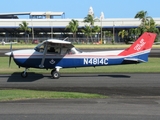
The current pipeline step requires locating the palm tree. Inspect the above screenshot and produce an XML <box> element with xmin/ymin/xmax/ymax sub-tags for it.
<box><xmin>145</xmin><ymin>18</ymin><xmax>159</xmax><ymax>34</ymax></box>
<box><xmin>83</xmin><ymin>14</ymin><xmax>99</xmax><ymax>42</ymax></box>
<box><xmin>84</xmin><ymin>14</ymin><xmax>95</xmax><ymax>26</ymax></box>
<box><xmin>134</xmin><ymin>11</ymin><xmax>159</xmax><ymax>36</ymax></box>
<box><xmin>81</xmin><ymin>25</ymin><xmax>92</xmax><ymax>43</ymax></box>
<box><xmin>134</xmin><ymin>10</ymin><xmax>155</xmax><ymax>33</ymax></box>
<box><xmin>19</xmin><ymin>21</ymin><xmax>31</xmax><ymax>43</ymax></box>
<box><xmin>128</xmin><ymin>28</ymin><xmax>141</xmax><ymax>41</ymax></box>
<box><xmin>118</xmin><ymin>30</ymin><xmax>128</xmax><ymax>43</ymax></box>
<box><xmin>65</xmin><ymin>19</ymin><xmax>79</xmax><ymax>41</ymax></box>
<box><xmin>92</xmin><ymin>25</ymin><xmax>101</xmax><ymax>43</ymax></box>
<box><xmin>134</xmin><ymin>10</ymin><xmax>150</xmax><ymax>26</ymax></box>
<box><xmin>103</xmin><ymin>31</ymin><xmax>113</xmax><ymax>43</ymax></box>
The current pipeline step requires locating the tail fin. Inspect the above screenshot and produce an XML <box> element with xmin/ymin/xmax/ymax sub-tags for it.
<box><xmin>118</xmin><ymin>32</ymin><xmax>156</xmax><ymax>57</ymax></box>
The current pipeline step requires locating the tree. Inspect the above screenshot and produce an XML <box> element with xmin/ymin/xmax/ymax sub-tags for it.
<box><xmin>92</xmin><ymin>25</ymin><xmax>101</xmax><ymax>42</ymax></box>
<box><xmin>128</xmin><ymin>28</ymin><xmax>141</xmax><ymax>41</ymax></box>
<box><xmin>134</xmin><ymin>10</ymin><xmax>150</xmax><ymax>26</ymax></box>
<box><xmin>81</xmin><ymin>25</ymin><xmax>92</xmax><ymax>43</ymax></box>
<box><xmin>145</xmin><ymin>18</ymin><xmax>159</xmax><ymax>34</ymax></box>
<box><xmin>118</xmin><ymin>30</ymin><xmax>128</xmax><ymax>43</ymax></box>
<box><xmin>129</xmin><ymin>28</ymin><xmax>141</xmax><ymax>36</ymax></box>
<box><xmin>19</xmin><ymin>21</ymin><xmax>31</xmax><ymax>43</ymax></box>
<box><xmin>134</xmin><ymin>11</ymin><xmax>159</xmax><ymax>36</ymax></box>
<box><xmin>103</xmin><ymin>31</ymin><xmax>112</xmax><ymax>43</ymax></box>
<box><xmin>65</xmin><ymin>19</ymin><xmax>79</xmax><ymax>41</ymax></box>
<box><xmin>84</xmin><ymin>14</ymin><xmax>95</xmax><ymax>26</ymax></box>
<box><xmin>83</xmin><ymin>14</ymin><xmax>99</xmax><ymax>43</ymax></box>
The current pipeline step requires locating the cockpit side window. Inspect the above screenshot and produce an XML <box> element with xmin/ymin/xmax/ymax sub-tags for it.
<box><xmin>61</xmin><ymin>48</ymin><xmax>68</xmax><ymax>54</ymax></box>
<box><xmin>47</xmin><ymin>43</ymin><xmax>61</xmax><ymax>54</ymax></box>
<box><xmin>47</xmin><ymin>47</ymin><xmax>55</xmax><ymax>53</ymax></box>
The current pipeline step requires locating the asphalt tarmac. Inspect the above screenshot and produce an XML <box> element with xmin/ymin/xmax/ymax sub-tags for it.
<box><xmin>0</xmin><ymin>98</ymin><xmax>160</xmax><ymax>120</ymax></box>
<box><xmin>0</xmin><ymin>73</ymin><xmax>160</xmax><ymax>96</ymax></box>
<box><xmin>0</xmin><ymin>73</ymin><xmax>160</xmax><ymax>119</ymax></box>
<box><xmin>0</xmin><ymin>47</ymin><xmax>160</xmax><ymax>119</ymax></box>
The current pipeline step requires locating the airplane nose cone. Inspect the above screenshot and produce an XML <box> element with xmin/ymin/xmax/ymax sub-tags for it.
<box><xmin>5</xmin><ymin>52</ymin><xmax>11</xmax><ymax>56</ymax></box>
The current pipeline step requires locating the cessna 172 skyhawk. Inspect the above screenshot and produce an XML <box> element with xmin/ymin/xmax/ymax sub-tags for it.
<box><xmin>5</xmin><ymin>32</ymin><xmax>156</xmax><ymax>79</ymax></box>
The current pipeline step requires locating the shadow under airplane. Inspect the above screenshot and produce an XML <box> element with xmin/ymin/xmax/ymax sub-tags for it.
<box><xmin>7</xmin><ymin>72</ymin><xmax>44</xmax><ymax>82</ymax></box>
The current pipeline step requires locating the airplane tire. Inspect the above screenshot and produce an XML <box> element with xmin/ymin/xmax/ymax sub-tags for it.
<box><xmin>51</xmin><ymin>71</ymin><xmax>60</xmax><ymax>79</ymax></box>
<box><xmin>21</xmin><ymin>71</ymin><xmax>28</xmax><ymax>78</ymax></box>
<box><xmin>51</xmin><ymin>69</ymin><xmax>56</xmax><ymax>75</ymax></box>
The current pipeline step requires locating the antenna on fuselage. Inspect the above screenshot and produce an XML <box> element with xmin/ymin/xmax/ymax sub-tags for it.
<box><xmin>63</xmin><ymin>37</ymin><xmax>68</xmax><ymax>41</ymax></box>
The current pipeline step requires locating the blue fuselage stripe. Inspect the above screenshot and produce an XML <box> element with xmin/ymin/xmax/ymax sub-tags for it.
<box><xmin>13</xmin><ymin>52</ymin><xmax>149</xmax><ymax>69</ymax></box>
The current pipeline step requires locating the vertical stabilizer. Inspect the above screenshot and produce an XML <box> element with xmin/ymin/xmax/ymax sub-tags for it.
<box><xmin>118</xmin><ymin>32</ymin><xmax>156</xmax><ymax>56</ymax></box>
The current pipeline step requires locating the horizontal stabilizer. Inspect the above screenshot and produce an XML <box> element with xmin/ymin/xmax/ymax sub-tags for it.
<box><xmin>122</xmin><ymin>58</ymin><xmax>146</xmax><ymax>64</ymax></box>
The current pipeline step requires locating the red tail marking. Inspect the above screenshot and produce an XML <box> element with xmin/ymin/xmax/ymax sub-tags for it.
<box><xmin>118</xmin><ymin>32</ymin><xmax>157</xmax><ymax>56</ymax></box>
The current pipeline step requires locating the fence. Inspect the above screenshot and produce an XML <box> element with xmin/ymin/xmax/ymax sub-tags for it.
<box><xmin>0</xmin><ymin>37</ymin><xmax>118</xmax><ymax>44</ymax></box>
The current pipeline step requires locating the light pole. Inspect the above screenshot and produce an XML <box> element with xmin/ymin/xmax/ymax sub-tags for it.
<box><xmin>31</xmin><ymin>17</ymin><xmax>34</xmax><ymax>40</ymax></box>
<box><xmin>101</xmin><ymin>17</ymin><xmax>102</xmax><ymax>44</ymax></box>
<box><xmin>50</xmin><ymin>20</ymin><xmax>53</xmax><ymax>39</ymax></box>
<box><xmin>113</xmin><ymin>21</ymin><xmax>115</xmax><ymax>44</ymax></box>
<box><xmin>100</xmin><ymin>12</ymin><xmax>104</xmax><ymax>44</ymax></box>
<box><xmin>27</xmin><ymin>34</ymin><xmax>29</xmax><ymax>43</ymax></box>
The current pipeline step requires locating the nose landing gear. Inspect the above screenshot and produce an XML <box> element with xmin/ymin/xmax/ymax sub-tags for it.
<box><xmin>21</xmin><ymin>68</ymin><xmax>28</xmax><ymax>78</ymax></box>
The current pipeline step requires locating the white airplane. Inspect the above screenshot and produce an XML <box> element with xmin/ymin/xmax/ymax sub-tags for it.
<box><xmin>5</xmin><ymin>32</ymin><xmax>156</xmax><ymax>79</ymax></box>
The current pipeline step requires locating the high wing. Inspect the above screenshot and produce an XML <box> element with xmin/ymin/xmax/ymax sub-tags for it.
<box><xmin>45</xmin><ymin>39</ymin><xmax>73</xmax><ymax>47</ymax></box>
<box><xmin>47</xmin><ymin>39</ymin><xmax>71</xmax><ymax>44</ymax></box>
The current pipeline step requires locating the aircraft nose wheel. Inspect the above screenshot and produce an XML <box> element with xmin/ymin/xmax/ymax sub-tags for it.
<box><xmin>21</xmin><ymin>71</ymin><xmax>28</xmax><ymax>78</ymax></box>
<box><xmin>51</xmin><ymin>70</ymin><xmax>60</xmax><ymax>79</ymax></box>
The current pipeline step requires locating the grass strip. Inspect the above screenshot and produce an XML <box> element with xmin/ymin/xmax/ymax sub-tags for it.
<box><xmin>1</xmin><ymin>44</ymin><xmax>160</xmax><ymax>49</ymax></box>
<box><xmin>0</xmin><ymin>89</ymin><xmax>107</xmax><ymax>101</ymax></box>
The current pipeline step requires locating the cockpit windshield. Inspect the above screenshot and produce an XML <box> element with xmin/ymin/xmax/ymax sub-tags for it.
<box><xmin>34</xmin><ymin>43</ymin><xmax>45</xmax><ymax>53</ymax></box>
<box><xmin>34</xmin><ymin>42</ymin><xmax>46</xmax><ymax>53</ymax></box>
<box><xmin>75</xmin><ymin>48</ymin><xmax>83</xmax><ymax>53</ymax></box>
<box><xmin>34</xmin><ymin>40</ymin><xmax>83</xmax><ymax>54</ymax></box>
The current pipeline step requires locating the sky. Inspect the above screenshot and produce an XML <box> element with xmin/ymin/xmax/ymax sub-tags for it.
<box><xmin>0</xmin><ymin>0</ymin><xmax>160</xmax><ymax>19</ymax></box>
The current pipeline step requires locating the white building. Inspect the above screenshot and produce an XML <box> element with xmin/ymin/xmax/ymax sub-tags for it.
<box><xmin>0</xmin><ymin>11</ymin><xmax>159</xmax><ymax>42</ymax></box>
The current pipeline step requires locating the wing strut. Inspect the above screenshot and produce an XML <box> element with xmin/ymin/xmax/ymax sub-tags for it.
<box><xmin>39</xmin><ymin>42</ymin><xmax>48</xmax><ymax>68</ymax></box>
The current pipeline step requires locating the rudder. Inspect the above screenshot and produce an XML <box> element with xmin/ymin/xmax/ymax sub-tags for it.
<box><xmin>118</xmin><ymin>32</ymin><xmax>157</xmax><ymax>56</ymax></box>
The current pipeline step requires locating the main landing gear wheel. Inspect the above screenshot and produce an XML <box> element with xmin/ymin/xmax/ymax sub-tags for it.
<box><xmin>21</xmin><ymin>71</ymin><xmax>28</xmax><ymax>78</ymax></box>
<box><xmin>51</xmin><ymin>70</ymin><xmax>60</xmax><ymax>79</ymax></box>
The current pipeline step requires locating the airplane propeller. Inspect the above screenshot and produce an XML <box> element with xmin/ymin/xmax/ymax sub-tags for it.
<box><xmin>9</xmin><ymin>42</ymin><xmax>13</xmax><ymax>67</ymax></box>
<box><xmin>9</xmin><ymin>52</ymin><xmax>13</xmax><ymax>67</ymax></box>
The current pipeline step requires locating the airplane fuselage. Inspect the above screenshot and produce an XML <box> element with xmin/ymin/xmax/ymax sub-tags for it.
<box><xmin>12</xmin><ymin>49</ymin><xmax>149</xmax><ymax>69</ymax></box>
<box><xmin>5</xmin><ymin>32</ymin><xmax>156</xmax><ymax>79</ymax></box>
